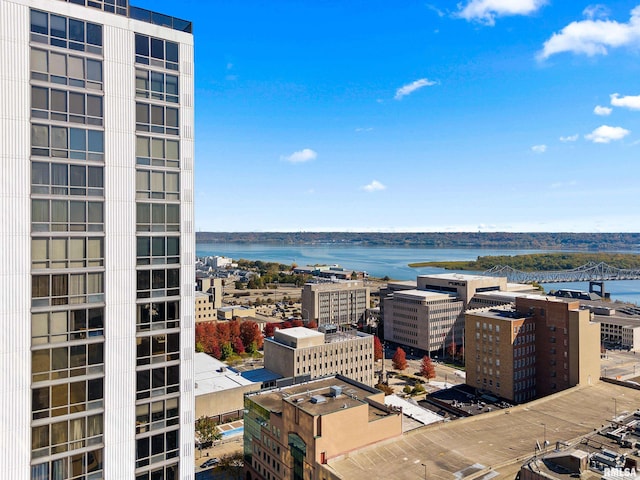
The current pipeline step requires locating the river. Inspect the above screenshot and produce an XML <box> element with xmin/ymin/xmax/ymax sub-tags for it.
<box><xmin>196</xmin><ymin>242</ymin><xmax>640</xmax><ymax>305</ymax></box>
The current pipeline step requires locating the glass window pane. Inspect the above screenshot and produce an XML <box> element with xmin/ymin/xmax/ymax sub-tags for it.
<box><xmin>166</xmin><ymin>108</ymin><xmax>178</xmax><ymax>128</ymax></box>
<box><xmin>68</xmin><ymin>19</ymin><xmax>84</xmax><ymax>42</ymax></box>
<box><xmin>50</xmin><ymin>311</ymin><xmax>68</xmax><ymax>335</ymax></box>
<box><xmin>31</xmin><ymin>49</ymin><xmax>48</xmax><ymax>72</ymax></box>
<box><xmin>137</xmin><ymin>237</ymin><xmax>150</xmax><ymax>257</ymax></box>
<box><xmin>87</xmin><ymin>130</ymin><xmax>103</xmax><ymax>153</ymax></box>
<box><xmin>166</xmin><ymin>140</ymin><xmax>178</xmax><ymax>160</ymax></box>
<box><xmin>32</xmin><ymin>162</ymin><xmax>49</xmax><ymax>185</ymax></box>
<box><xmin>150</xmin><ymin>38</ymin><xmax>163</xmax><ymax>59</ymax></box>
<box><xmin>32</xmin><ymin>238</ymin><xmax>48</xmax><ymax>261</ymax></box>
<box><xmin>31</xmin><ymin>10</ymin><xmax>48</xmax><ymax>34</ymax></box>
<box><xmin>51</xmin><ymin>164</ymin><xmax>68</xmax><ymax>186</ymax></box>
<box><xmin>151</xmin><ymin>138</ymin><xmax>164</xmax><ymax>158</ymax></box>
<box><xmin>32</xmin><ymin>125</ymin><xmax>49</xmax><ymax>147</ymax></box>
<box><xmin>68</xmin><ymin>56</ymin><xmax>84</xmax><ymax>78</ymax></box>
<box><xmin>167</xmin><ymin>238</ymin><xmax>179</xmax><ymax>256</ymax></box>
<box><xmin>166</xmin><ymin>173</ymin><xmax>179</xmax><ymax>192</ymax></box>
<box><xmin>165</xmin><ymin>42</ymin><xmax>178</xmax><ymax>63</ymax></box>
<box><xmin>86</xmin><ymin>23</ymin><xmax>102</xmax><ymax>46</ymax></box>
<box><xmin>70</xmin><ymin>166</ymin><xmax>85</xmax><ymax>187</ymax></box>
<box><xmin>70</xmin><ymin>202</ymin><xmax>85</xmax><ymax>223</ymax></box>
<box><xmin>88</xmin><ymin>238</ymin><xmax>102</xmax><ymax>259</ymax></box>
<box><xmin>51</xmin><ymin>90</ymin><xmax>67</xmax><ymax>113</ymax></box>
<box><xmin>136</xmin><ymin>171</ymin><xmax>149</xmax><ymax>191</ymax></box>
<box><xmin>51</xmin><ymin>127</ymin><xmax>67</xmax><ymax>149</ymax></box>
<box><xmin>87</xmin><ymin>167</ymin><xmax>103</xmax><ymax>187</ymax></box>
<box><xmin>150</xmin><ymin>105</ymin><xmax>163</xmax><ymax>125</ymax></box>
<box><xmin>50</xmin><ymin>53</ymin><xmax>66</xmax><ymax>76</ymax></box>
<box><xmin>152</xmin><ymin>237</ymin><xmax>165</xmax><ymax>256</ymax></box>
<box><xmin>51</xmin><ymin>238</ymin><xmax>66</xmax><ymax>260</ymax></box>
<box><xmin>69</xmin><ymin>92</ymin><xmax>85</xmax><ymax>115</ymax></box>
<box><xmin>70</xmin><ymin>128</ymin><xmax>86</xmax><ymax>151</ymax></box>
<box><xmin>135</xmin><ymin>34</ymin><xmax>149</xmax><ymax>56</ymax></box>
<box><xmin>88</xmin><ymin>202</ymin><xmax>103</xmax><ymax>223</ymax></box>
<box><xmin>166</xmin><ymin>75</ymin><xmax>178</xmax><ymax>95</ymax></box>
<box><xmin>137</xmin><ymin>204</ymin><xmax>150</xmax><ymax>224</ymax></box>
<box><xmin>51</xmin><ymin>200</ymin><xmax>67</xmax><ymax>222</ymax></box>
<box><xmin>166</xmin><ymin>205</ymin><xmax>179</xmax><ymax>224</ymax></box>
<box><xmin>32</xmin><ymin>87</ymin><xmax>48</xmax><ymax>110</ymax></box>
<box><xmin>151</xmin><ymin>172</ymin><xmax>163</xmax><ymax>191</ymax></box>
<box><xmin>32</xmin><ymin>200</ymin><xmax>49</xmax><ymax>222</ymax></box>
<box><xmin>87</xmin><ymin>59</ymin><xmax>102</xmax><ymax>82</ymax></box>
<box><xmin>136</xmin><ymin>137</ymin><xmax>150</xmax><ymax>157</ymax></box>
<box><xmin>136</xmin><ymin>103</ymin><xmax>149</xmax><ymax>123</ymax></box>
<box><xmin>87</xmin><ymin>96</ymin><xmax>102</xmax><ymax>117</ymax></box>
<box><xmin>88</xmin><ymin>273</ymin><xmax>103</xmax><ymax>294</ymax></box>
<box><xmin>136</xmin><ymin>69</ymin><xmax>148</xmax><ymax>91</ymax></box>
<box><xmin>50</xmin><ymin>15</ymin><xmax>67</xmax><ymax>39</ymax></box>
<box><xmin>151</xmin><ymin>204</ymin><xmax>165</xmax><ymax>224</ymax></box>
<box><xmin>151</xmin><ymin>72</ymin><xmax>163</xmax><ymax>93</ymax></box>
<box><xmin>69</xmin><ymin>238</ymin><xmax>84</xmax><ymax>260</ymax></box>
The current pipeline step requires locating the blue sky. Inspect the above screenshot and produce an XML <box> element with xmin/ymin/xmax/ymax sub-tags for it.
<box><xmin>134</xmin><ymin>0</ymin><xmax>640</xmax><ymax>232</ymax></box>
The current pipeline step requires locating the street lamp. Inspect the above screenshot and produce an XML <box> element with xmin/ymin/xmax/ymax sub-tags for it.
<box><xmin>542</xmin><ymin>423</ymin><xmax>547</xmax><ymax>448</ymax></box>
<box><xmin>303</xmin><ymin>308</ymin><xmax>310</xmax><ymax>324</ymax></box>
<box><xmin>421</xmin><ymin>463</ymin><xmax>427</xmax><ymax>480</ymax></box>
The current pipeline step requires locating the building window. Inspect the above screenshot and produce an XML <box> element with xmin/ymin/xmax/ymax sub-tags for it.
<box><xmin>136</xmin><ymin>69</ymin><xmax>179</xmax><ymax>103</ymax></box>
<box><xmin>31</xmin><ymin>124</ymin><xmax>104</xmax><ymax>161</ymax></box>
<box><xmin>136</xmin><ymin>237</ymin><xmax>180</xmax><ymax>266</ymax></box>
<box><xmin>136</xmin><ymin>203</ymin><xmax>180</xmax><ymax>232</ymax></box>
<box><xmin>32</xmin><ymin>162</ymin><xmax>104</xmax><ymax>197</ymax></box>
<box><xmin>136</xmin><ymin>136</ymin><xmax>180</xmax><ymax>168</ymax></box>
<box><xmin>135</xmin><ymin>34</ymin><xmax>179</xmax><ymax>71</ymax></box>
<box><xmin>31</xmin><ymin>307</ymin><xmax>104</xmax><ymax>345</ymax></box>
<box><xmin>136</xmin><ymin>170</ymin><xmax>180</xmax><ymax>200</ymax></box>
<box><xmin>31</xmin><ymin>237</ymin><xmax>103</xmax><ymax>269</ymax></box>
<box><xmin>30</xmin><ymin>10</ymin><xmax>103</xmax><ymax>54</ymax></box>
<box><xmin>31</xmin><ymin>199</ymin><xmax>104</xmax><ymax>233</ymax></box>
<box><xmin>136</xmin><ymin>103</ymin><xmax>179</xmax><ymax>135</ymax></box>
<box><xmin>31</xmin><ymin>86</ymin><xmax>103</xmax><ymax>125</ymax></box>
<box><xmin>31</xmin><ymin>48</ymin><xmax>103</xmax><ymax>90</ymax></box>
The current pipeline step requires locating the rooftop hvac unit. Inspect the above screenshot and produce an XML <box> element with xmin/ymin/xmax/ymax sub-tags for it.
<box><xmin>330</xmin><ymin>386</ymin><xmax>342</xmax><ymax>397</ymax></box>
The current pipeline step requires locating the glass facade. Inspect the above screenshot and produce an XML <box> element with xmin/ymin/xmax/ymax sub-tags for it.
<box><xmin>30</xmin><ymin>9</ymin><xmax>106</xmax><ymax>478</ymax></box>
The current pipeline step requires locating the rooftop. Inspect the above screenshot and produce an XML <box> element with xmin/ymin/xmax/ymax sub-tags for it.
<box><xmin>194</xmin><ymin>353</ymin><xmax>256</xmax><ymax>396</ymax></box>
<box><xmin>275</xmin><ymin>326</ymin><xmax>324</xmax><ymax>340</ymax></box>
<box><xmin>324</xmin><ymin>382</ymin><xmax>640</xmax><ymax>480</ymax></box>
<box><xmin>418</xmin><ymin>273</ymin><xmax>503</xmax><ymax>282</ymax></box>
<box><xmin>395</xmin><ymin>289</ymin><xmax>458</xmax><ymax>301</ymax></box>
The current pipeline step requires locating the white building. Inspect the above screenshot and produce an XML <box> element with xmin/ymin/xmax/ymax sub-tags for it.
<box><xmin>0</xmin><ymin>1</ymin><xmax>194</xmax><ymax>479</ymax></box>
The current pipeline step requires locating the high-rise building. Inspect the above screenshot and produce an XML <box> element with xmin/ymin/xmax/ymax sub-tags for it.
<box><xmin>301</xmin><ymin>280</ymin><xmax>369</xmax><ymax>327</ymax></box>
<box><xmin>0</xmin><ymin>1</ymin><xmax>194</xmax><ymax>479</ymax></box>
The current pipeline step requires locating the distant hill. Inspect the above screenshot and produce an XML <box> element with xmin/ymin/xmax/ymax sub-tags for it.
<box><xmin>195</xmin><ymin>232</ymin><xmax>640</xmax><ymax>251</ymax></box>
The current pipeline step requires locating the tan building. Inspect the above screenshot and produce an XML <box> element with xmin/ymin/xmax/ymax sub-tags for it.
<box><xmin>302</xmin><ymin>280</ymin><xmax>369</xmax><ymax>326</ymax></box>
<box><xmin>264</xmin><ymin>327</ymin><xmax>375</xmax><ymax>386</ymax></box>
<box><xmin>195</xmin><ymin>291</ymin><xmax>217</xmax><ymax>323</ymax></box>
<box><xmin>196</xmin><ymin>276</ymin><xmax>223</xmax><ymax>307</ymax></box>
<box><xmin>217</xmin><ymin>305</ymin><xmax>256</xmax><ymax>321</ymax></box>
<box><xmin>194</xmin><ymin>352</ymin><xmax>259</xmax><ymax>423</ymax></box>
<box><xmin>243</xmin><ymin>375</ymin><xmax>402</xmax><ymax>480</ymax></box>
<box><xmin>384</xmin><ymin>273</ymin><xmax>507</xmax><ymax>355</ymax></box>
<box><xmin>465</xmin><ymin>295</ymin><xmax>601</xmax><ymax>402</ymax></box>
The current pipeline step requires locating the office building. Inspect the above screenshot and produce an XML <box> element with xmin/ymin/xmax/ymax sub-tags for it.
<box><xmin>465</xmin><ymin>296</ymin><xmax>600</xmax><ymax>402</ymax></box>
<box><xmin>263</xmin><ymin>327</ymin><xmax>375</xmax><ymax>386</ymax></box>
<box><xmin>301</xmin><ymin>280</ymin><xmax>369</xmax><ymax>327</ymax></box>
<box><xmin>243</xmin><ymin>375</ymin><xmax>402</xmax><ymax>480</ymax></box>
<box><xmin>383</xmin><ymin>273</ymin><xmax>507</xmax><ymax>356</ymax></box>
<box><xmin>0</xmin><ymin>1</ymin><xmax>194</xmax><ymax>478</ymax></box>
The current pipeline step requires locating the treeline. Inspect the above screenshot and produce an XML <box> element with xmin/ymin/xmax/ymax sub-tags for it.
<box><xmin>410</xmin><ymin>253</ymin><xmax>640</xmax><ymax>272</ymax></box>
<box><xmin>236</xmin><ymin>259</ymin><xmax>310</xmax><ymax>288</ymax></box>
<box><xmin>196</xmin><ymin>232</ymin><xmax>640</xmax><ymax>250</ymax></box>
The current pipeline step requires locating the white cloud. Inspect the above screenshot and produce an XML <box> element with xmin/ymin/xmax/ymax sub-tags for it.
<box><xmin>594</xmin><ymin>105</ymin><xmax>612</xmax><ymax>116</ymax></box>
<box><xmin>355</xmin><ymin>127</ymin><xmax>374</xmax><ymax>132</ymax></box>
<box><xmin>280</xmin><ymin>148</ymin><xmax>317</xmax><ymax>163</ymax></box>
<box><xmin>426</xmin><ymin>3</ymin><xmax>445</xmax><ymax>17</ymax></box>
<box><xmin>394</xmin><ymin>78</ymin><xmax>437</xmax><ymax>100</ymax></box>
<box><xmin>362</xmin><ymin>180</ymin><xmax>386</xmax><ymax>192</ymax></box>
<box><xmin>531</xmin><ymin>144</ymin><xmax>547</xmax><ymax>153</ymax></box>
<box><xmin>538</xmin><ymin>6</ymin><xmax>640</xmax><ymax>59</ymax></box>
<box><xmin>584</xmin><ymin>125</ymin><xmax>630</xmax><ymax>143</ymax></box>
<box><xmin>559</xmin><ymin>134</ymin><xmax>579</xmax><ymax>142</ymax></box>
<box><xmin>611</xmin><ymin>93</ymin><xmax>640</xmax><ymax>110</ymax></box>
<box><xmin>583</xmin><ymin>4</ymin><xmax>610</xmax><ymax>20</ymax></box>
<box><xmin>457</xmin><ymin>0</ymin><xmax>547</xmax><ymax>26</ymax></box>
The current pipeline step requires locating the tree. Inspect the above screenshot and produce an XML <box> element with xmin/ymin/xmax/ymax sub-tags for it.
<box><xmin>307</xmin><ymin>320</ymin><xmax>317</xmax><ymax>329</ymax></box>
<box><xmin>264</xmin><ymin>323</ymin><xmax>277</xmax><ymax>338</ymax></box>
<box><xmin>447</xmin><ymin>341</ymin><xmax>457</xmax><ymax>359</ymax></box>
<box><xmin>374</xmin><ymin>336</ymin><xmax>384</xmax><ymax>361</ymax></box>
<box><xmin>392</xmin><ymin>347</ymin><xmax>407</xmax><ymax>371</ymax></box>
<box><xmin>420</xmin><ymin>356</ymin><xmax>436</xmax><ymax>381</ymax></box>
<box><xmin>291</xmin><ymin>319</ymin><xmax>303</xmax><ymax>327</ymax></box>
<box><xmin>375</xmin><ymin>383</ymin><xmax>394</xmax><ymax>395</ymax></box>
<box><xmin>232</xmin><ymin>337</ymin><xmax>245</xmax><ymax>354</ymax></box>
<box><xmin>240</xmin><ymin>321</ymin><xmax>264</xmax><ymax>350</ymax></box>
<box><xmin>221</xmin><ymin>342</ymin><xmax>233</xmax><ymax>360</ymax></box>
<box><xmin>195</xmin><ymin>416</ymin><xmax>222</xmax><ymax>447</ymax></box>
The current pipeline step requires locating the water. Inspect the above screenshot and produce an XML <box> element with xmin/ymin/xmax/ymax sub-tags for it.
<box><xmin>196</xmin><ymin>242</ymin><xmax>640</xmax><ymax>305</ymax></box>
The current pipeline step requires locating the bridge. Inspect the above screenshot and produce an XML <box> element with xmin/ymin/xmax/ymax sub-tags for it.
<box><xmin>483</xmin><ymin>262</ymin><xmax>640</xmax><ymax>283</ymax></box>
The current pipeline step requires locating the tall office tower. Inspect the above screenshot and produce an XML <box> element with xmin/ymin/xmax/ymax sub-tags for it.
<box><xmin>0</xmin><ymin>1</ymin><xmax>195</xmax><ymax>479</ymax></box>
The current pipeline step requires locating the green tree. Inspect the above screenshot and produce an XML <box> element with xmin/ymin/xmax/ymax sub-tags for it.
<box><xmin>221</xmin><ymin>342</ymin><xmax>233</xmax><ymax>360</ymax></box>
<box><xmin>195</xmin><ymin>416</ymin><xmax>222</xmax><ymax>447</ymax></box>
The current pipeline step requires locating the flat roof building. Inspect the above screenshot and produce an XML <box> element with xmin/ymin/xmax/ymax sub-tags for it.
<box><xmin>264</xmin><ymin>327</ymin><xmax>376</xmax><ymax>386</ymax></box>
<box><xmin>302</xmin><ymin>280</ymin><xmax>369</xmax><ymax>327</ymax></box>
<box><xmin>243</xmin><ymin>375</ymin><xmax>402</xmax><ymax>480</ymax></box>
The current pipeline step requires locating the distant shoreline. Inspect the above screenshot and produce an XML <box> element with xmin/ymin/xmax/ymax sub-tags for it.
<box><xmin>196</xmin><ymin>232</ymin><xmax>640</xmax><ymax>251</ymax></box>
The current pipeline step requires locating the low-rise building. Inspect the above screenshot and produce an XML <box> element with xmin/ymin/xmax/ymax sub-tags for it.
<box><xmin>194</xmin><ymin>352</ymin><xmax>259</xmax><ymax>423</ymax></box>
<box><xmin>465</xmin><ymin>295</ymin><xmax>601</xmax><ymax>402</ymax></box>
<box><xmin>243</xmin><ymin>375</ymin><xmax>402</xmax><ymax>480</ymax></box>
<box><xmin>264</xmin><ymin>327</ymin><xmax>375</xmax><ymax>386</ymax></box>
<box><xmin>195</xmin><ymin>291</ymin><xmax>217</xmax><ymax>323</ymax></box>
<box><xmin>217</xmin><ymin>305</ymin><xmax>256</xmax><ymax>321</ymax></box>
<box><xmin>302</xmin><ymin>280</ymin><xmax>370</xmax><ymax>327</ymax></box>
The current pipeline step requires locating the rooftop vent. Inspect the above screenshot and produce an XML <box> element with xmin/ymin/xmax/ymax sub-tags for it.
<box><xmin>310</xmin><ymin>395</ymin><xmax>327</xmax><ymax>404</ymax></box>
<box><xmin>330</xmin><ymin>386</ymin><xmax>342</xmax><ymax>398</ymax></box>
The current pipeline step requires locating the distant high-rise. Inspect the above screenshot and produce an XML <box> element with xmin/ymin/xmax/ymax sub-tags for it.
<box><xmin>0</xmin><ymin>1</ymin><xmax>195</xmax><ymax>478</ymax></box>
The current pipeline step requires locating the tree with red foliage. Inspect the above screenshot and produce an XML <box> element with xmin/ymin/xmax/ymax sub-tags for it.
<box><xmin>392</xmin><ymin>347</ymin><xmax>407</xmax><ymax>371</ymax></box>
<box><xmin>215</xmin><ymin>322</ymin><xmax>231</xmax><ymax>346</ymax></box>
<box><xmin>307</xmin><ymin>320</ymin><xmax>317</xmax><ymax>329</ymax></box>
<box><xmin>291</xmin><ymin>319</ymin><xmax>303</xmax><ymax>327</ymax></box>
<box><xmin>228</xmin><ymin>319</ymin><xmax>241</xmax><ymax>343</ymax></box>
<box><xmin>374</xmin><ymin>336</ymin><xmax>384</xmax><ymax>361</ymax></box>
<box><xmin>240</xmin><ymin>321</ymin><xmax>264</xmax><ymax>351</ymax></box>
<box><xmin>195</xmin><ymin>322</ymin><xmax>220</xmax><ymax>357</ymax></box>
<box><xmin>420</xmin><ymin>356</ymin><xmax>436</xmax><ymax>381</ymax></box>
<box><xmin>280</xmin><ymin>321</ymin><xmax>293</xmax><ymax>329</ymax></box>
<box><xmin>264</xmin><ymin>323</ymin><xmax>277</xmax><ymax>338</ymax></box>
<box><xmin>232</xmin><ymin>337</ymin><xmax>245</xmax><ymax>354</ymax></box>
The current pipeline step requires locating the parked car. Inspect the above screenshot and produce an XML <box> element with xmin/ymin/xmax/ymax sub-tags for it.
<box><xmin>200</xmin><ymin>458</ymin><xmax>220</xmax><ymax>469</ymax></box>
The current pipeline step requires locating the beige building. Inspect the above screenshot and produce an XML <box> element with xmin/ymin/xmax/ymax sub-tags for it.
<box><xmin>243</xmin><ymin>375</ymin><xmax>402</xmax><ymax>480</ymax></box>
<box><xmin>264</xmin><ymin>327</ymin><xmax>375</xmax><ymax>386</ymax></box>
<box><xmin>302</xmin><ymin>280</ymin><xmax>369</xmax><ymax>326</ymax></box>
<box><xmin>217</xmin><ymin>305</ymin><xmax>256</xmax><ymax>321</ymax></box>
<box><xmin>465</xmin><ymin>295</ymin><xmax>601</xmax><ymax>402</ymax></box>
<box><xmin>195</xmin><ymin>291</ymin><xmax>217</xmax><ymax>323</ymax></box>
<box><xmin>196</xmin><ymin>276</ymin><xmax>223</xmax><ymax>307</ymax></box>
<box><xmin>384</xmin><ymin>273</ymin><xmax>507</xmax><ymax>355</ymax></box>
<box><xmin>194</xmin><ymin>352</ymin><xmax>259</xmax><ymax>423</ymax></box>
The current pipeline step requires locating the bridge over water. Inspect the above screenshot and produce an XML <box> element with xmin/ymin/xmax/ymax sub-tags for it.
<box><xmin>483</xmin><ymin>262</ymin><xmax>640</xmax><ymax>283</ymax></box>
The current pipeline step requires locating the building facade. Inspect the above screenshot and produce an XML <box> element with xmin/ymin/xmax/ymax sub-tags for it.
<box><xmin>0</xmin><ymin>1</ymin><xmax>194</xmax><ymax>478</ymax></box>
<box><xmin>263</xmin><ymin>327</ymin><xmax>375</xmax><ymax>386</ymax></box>
<box><xmin>243</xmin><ymin>376</ymin><xmax>402</xmax><ymax>480</ymax></box>
<box><xmin>465</xmin><ymin>296</ymin><xmax>600</xmax><ymax>402</ymax></box>
<box><xmin>301</xmin><ymin>280</ymin><xmax>369</xmax><ymax>327</ymax></box>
